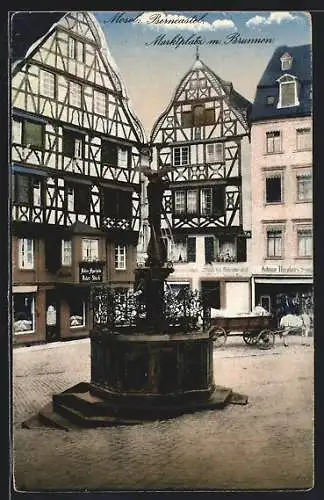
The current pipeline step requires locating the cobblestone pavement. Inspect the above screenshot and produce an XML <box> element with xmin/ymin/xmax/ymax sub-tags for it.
<box><xmin>12</xmin><ymin>335</ymin><xmax>314</xmax><ymax>492</ymax></box>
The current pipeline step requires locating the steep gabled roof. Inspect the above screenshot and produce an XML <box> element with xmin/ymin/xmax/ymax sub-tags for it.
<box><xmin>10</xmin><ymin>11</ymin><xmax>146</xmax><ymax>143</ymax></box>
<box><xmin>151</xmin><ymin>56</ymin><xmax>251</xmax><ymax>142</ymax></box>
<box><xmin>250</xmin><ymin>44</ymin><xmax>312</xmax><ymax>122</ymax></box>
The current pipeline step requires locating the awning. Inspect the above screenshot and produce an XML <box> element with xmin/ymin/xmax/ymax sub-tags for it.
<box><xmin>13</xmin><ymin>285</ymin><xmax>38</xmax><ymax>293</ymax></box>
<box><xmin>11</xmin><ymin>164</ymin><xmax>48</xmax><ymax>177</ymax></box>
<box><xmin>254</xmin><ymin>277</ymin><xmax>313</xmax><ymax>285</ymax></box>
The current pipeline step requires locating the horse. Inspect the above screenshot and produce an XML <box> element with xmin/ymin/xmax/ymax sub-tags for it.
<box><xmin>279</xmin><ymin>313</ymin><xmax>311</xmax><ymax>346</ymax></box>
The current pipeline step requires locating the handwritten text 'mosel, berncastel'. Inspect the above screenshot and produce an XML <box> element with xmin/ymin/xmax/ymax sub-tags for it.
<box><xmin>107</xmin><ymin>12</ymin><xmax>209</xmax><ymax>25</ymax></box>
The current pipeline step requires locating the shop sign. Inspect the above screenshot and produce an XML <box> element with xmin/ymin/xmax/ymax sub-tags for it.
<box><xmin>259</xmin><ymin>264</ymin><xmax>313</xmax><ymax>275</ymax></box>
<box><xmin>79</xmin><ymin>262</ymin><xmax>103</xmax><ymax>282</ymax></box>
<box><xmin>206</xmin><ymin>263</ymin><xmax>251</xmax><ymax>278</ymax></box>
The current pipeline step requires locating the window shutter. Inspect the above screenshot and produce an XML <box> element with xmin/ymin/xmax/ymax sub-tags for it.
<box><xmin>16</xmin><ymin>174</ymin><xmax>30</xmax><ymax>204</ymax></box>
<box><xmin>63</xmin><ymin>131</ymin><xmax>75</xmax><ymax>157</ymax></box>
<box><xmin>102</xmin><ymin>141</ymin><xmax>118</xmax><ymax>165</ymax></box>
<box><xmin>45</xmin><ymin>237</ymin><xmax>61</xmax><ymax>272</ymax></box>
<box><xmin>236</xmin><ymin>237</ymin><xmax>247</xmax><ymax>262</ymax></box>
<box><xmin>212</xmin><ymin>185</ymin><xmax>225</xmax><ymax>215</ymax></box>
<box><xmin>74</xmin><ymin>184</ymin><xmax>90</xmax><ymax>215</ymax></box>
<box><xmin>205</xmin><ymin>236</ymin><xmax>215</xmax><ymax>264</ymax></box>
<box><xmin>187</xmin><ymin>237</ymin><xmax>196</xmax><ymax>262</ymax></box>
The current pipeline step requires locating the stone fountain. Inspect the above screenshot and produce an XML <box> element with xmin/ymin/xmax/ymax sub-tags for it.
<box><xmin>33</xmin><ymin>169</ymin><xmax>247</xmax><ymax>429</ymax></box>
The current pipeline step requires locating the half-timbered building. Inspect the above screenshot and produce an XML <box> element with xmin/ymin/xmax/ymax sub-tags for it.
<box><xmin>149</xmin><ymin>53</ymin><xmax>252</xmax><ymax>312</ymax></box>
<box><xmin>11</xmin><ymin>12</ymin><xmax>146</xmax><ymax>344</ymax></box>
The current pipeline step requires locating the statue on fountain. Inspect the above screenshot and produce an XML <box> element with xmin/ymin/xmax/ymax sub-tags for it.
<box><xmin>134</xmin><ymin>166</ymin><xmax>175</xmax><ymax>330</ymax></box>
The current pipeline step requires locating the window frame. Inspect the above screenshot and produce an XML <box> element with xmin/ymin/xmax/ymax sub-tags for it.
<box><xmin>69</xmin><ymin>81</ymin><xmax>82</xmax><ymax>108</ymax></box>
<box><xmin>266</xmin><ymin>130</ymin><xmax>281</xmax><ymax>154</ymax></box>
<box><xmin>115</xmin><ymin>244</ymin><xmax>127</xmax><ymax>270</ymax></box>
<box><xmin>40</xmin><ymin>69</ymin><xmax>56</xmax><ymax>98</ymax></box>
<box><xmin>277</xmin><ymin>74</ymin><xmax>299</xmax><ymax>109</ymax></box>
<box><xmin>266</xmin><ymin>229</ymin><xmax>283</xmax><ymax>259</ymax></box>
<box><xmin>61</xmin><ymin>239</ymin><xmax>72</xmax><ymax>267</ymax></box>
<box><xmin>174</xmin><ymin>190</ymin><xmax>186</xmax><ymax>215</ymax></box>
<box><xmin>206</xmin><ymin>142</ymin><xmax>224</xmax><ymax>163</ymax></box>
<box><xmin>62</xmin><ymin>129</ymin><xmax>84</xmax><ymax>159</ymax></box>
<box><xmin>93</xmin><ymin>89</ymin><xmax>106</xmax><ymax>116</ymax></box>
<box><xmin>81</xmin><ymin>238</ymin><xmax>99</xmax><ymax>262</ymax></box>
<box><xmin>265</xmin><ymin>174</ymin><xmax>283</xmax><ymax>204</ymax></box>
<box><xmin>18</xmin><ymin>238</ymin><xmax>34</xmax><ymax>270</ymax></box>
<box><xmin>69</xmin><ymin>300</ymin><xmax>86</xmax><ymax>329</ymax></box>
<box><xmin>13</xmin><ymin>293</ymin><xmax>36</xmax><ymax>334</ymax></box>
<box><xmin>173</xmin><ymin>146</ymin><xmax>189</xmax><ymax>166</ymax></box>
<box><xmin>296</xmin><ymin>174</ymin><xmax>312</xmax><ymax>202</ymax></box>
<box><xmin>296</xmin><ymin>128</ymin><xmax>312</xmax><ymax>151</ymax></box>
<box><xmin>297</xmin><ymin>228</ymin><xmax>312</xmax><ymax>258</ymax></box>
<box><xmin>200</xmin><ymin>187</ymin><xmax>213</xmax><ymax>216</ymax></box>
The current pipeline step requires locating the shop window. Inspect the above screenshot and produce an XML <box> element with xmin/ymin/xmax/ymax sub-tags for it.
<box><xmin>69</xmin><ymin>81</ymin><xmax>82</xmax><ymax>107</ymax></box>
<box><xmin>266</xmin><ymin>131</ymin><xmax>281</xmax><ymax>154</ymax></box>
<box><xmin>173</xmin><ymin>146</ymin><xmax>189</xmax><ymax>166</ymax></box>
<box><xmin>266</xmin><ymin>176</ymin><xmax>282</xmax><ymax>203</ymax></box>
<box><xmin>296</xmin><ymin>128</ymin><xmax>312</xmax><ymax>151</ymax></box>
<box><xmin>18</xmin><ymin>238</ymin><xmax>34</xmax><ymax>269</ymax></box>
<box><xmin>13</xmin><ymin>293</ymin><xmax>35</xmax><ymax>333</ymax></box>
<box><xmin>82</xmin><ymin>238</ymin><xmax>99</xmax><ymax>261</ymax></box>
<box><xmin>115</xmin><ymin>245</ymin><xmax>126</xmax><ymax>270</ymax></box>
<box><xmin>297</xmin><ymin>229</ymin><xmax>312</xmax><ymax>258</ymax></box>
<box><xmin>69</xmin><ymin>299</ymin><xmax>86</xmax><ymax>328</ymax></box>
<box><xmin>187</xmin><ymin>237</ymin><xmax>196</xmax><ymax>262</ymax></box>
<box><xmin>94</xmin><ymin>89</ymin><xmax>106</xmax><ymax>115</ymax></box>
<box><xmin>40</xmin><ymin>69</ymin><xmax>55</xmax><ymax>98</ymax></box>
<box><xmin>266</xmin><ymin>230</ymin><xmax>282</xmax><ymax>258</ymax></box>
<box><xmin>297</xmin><ymin>175</ymin><xmax>312</xmax><ymax>201</ymax></box>
<box><xmin>61</xmin><ymin>239</ymin><xmax>72</xmax><ymax>266</ymax></box>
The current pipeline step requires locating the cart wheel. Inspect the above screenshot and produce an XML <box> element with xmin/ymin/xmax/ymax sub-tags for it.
<box><xmin>257</xmin><ymin>329</ymin><xmax>275</xmax><ymax>350</ymax></box>
<box><xmin>243</xmin><ymin>332</ymin><xmax>257</xmax><ymax>345</ymax></box>
<box><xmin>209</xmin><ymin>327</ymin><xmax>227</xmax><ymax>347</ymax></box>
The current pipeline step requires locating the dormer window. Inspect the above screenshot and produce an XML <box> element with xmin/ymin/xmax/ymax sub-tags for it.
<box><xmin>280</xmin><ymin>52</ymin><xmax>293</xmax><ymax>71</ymax></box>
<box><xmin>277</xmin><ymin>74</ymin><xmax>299</xmax><ymax>109</ymax></box>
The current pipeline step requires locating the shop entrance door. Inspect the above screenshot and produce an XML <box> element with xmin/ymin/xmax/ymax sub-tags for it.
<box><xmin>45</xmin><ymin>290</ymin><xmax>60</xmax><ymax>342</ymax></box>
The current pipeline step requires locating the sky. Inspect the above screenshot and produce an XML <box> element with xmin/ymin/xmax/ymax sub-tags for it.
<box><xmin>94</xmin><ymin>11</ymin><xmax>312</xmax><ymax>139</ymax></box>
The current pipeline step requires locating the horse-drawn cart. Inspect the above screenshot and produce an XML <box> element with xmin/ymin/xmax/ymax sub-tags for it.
<box><xmin>207</xmin><ymin>314</ymin><xmax>277</xmax><ymax>349</ymax></box>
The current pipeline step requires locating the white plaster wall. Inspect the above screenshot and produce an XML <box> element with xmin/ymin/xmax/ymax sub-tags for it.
<box><xmin>250</xmin><ymin>116</ymin><xmax>312</xmax><ymax>269</ymax></box>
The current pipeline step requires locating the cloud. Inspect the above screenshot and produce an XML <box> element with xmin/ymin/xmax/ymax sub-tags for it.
<box><xmin>136</xmin><ymin>12</ymin><xmax>237</xmax><ymax>31</ymax></box>
<box><xmin>246</xmin><ymin>11</ymin><xmax>300</xmax><ymax>28</ymax></box>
